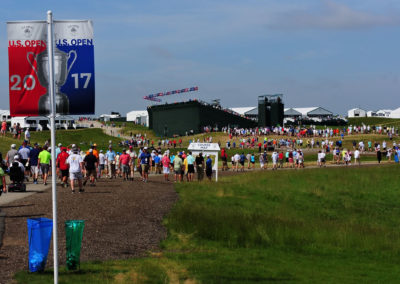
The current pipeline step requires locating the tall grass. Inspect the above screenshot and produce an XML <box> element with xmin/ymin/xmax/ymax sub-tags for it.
<box><xmin>170</xmin><ymin>165</ymin><xmax>400</xmax><ymax>254</ymax></box>
<box><xmin>15</xmin><ymin>164</ymin><xmax>400</xmax><ymax>283</ymax></box>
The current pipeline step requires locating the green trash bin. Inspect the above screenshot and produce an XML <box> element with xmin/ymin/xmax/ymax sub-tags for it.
<box><xmin>65</xmin><ymin>220</ymin><xmax>85</xmax><ymax>270</ymax></box>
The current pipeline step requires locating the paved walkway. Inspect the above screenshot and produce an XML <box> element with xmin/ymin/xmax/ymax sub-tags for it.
<box><xmin>0</xmin><ymin>178</ymin><xmax>50</xmax><ymax>206</ymax></box>
<box><xmin>76</xmin><ymin>120</ymin><xmax>130</xmax><ymax>140</ymax></box>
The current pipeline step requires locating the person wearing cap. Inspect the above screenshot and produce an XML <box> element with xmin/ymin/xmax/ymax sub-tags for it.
<box><xmin>194</xmin><ymin>152</ymin><xmax>205</xmax><ymax>181</ymax></box>
<box><xmin>150</xmin><ymin>150</ymin><xmax>157</xmax><ymax>174</ymax></box>
<box><xmin>161</xmin><ymin>152</ymin><xmax>170</xmax><ymax>181</ymax></box>
<box><xmin>38</xmin><ymin>146</ymin><xmax>51</xmax><ymax>185</ymax></box>
<box><xmin>92</xmin><ymin>144</ymin><xmax>99</xmax><ymax>159</ymax></box>
<box><xmin>29</xmin><ymin>143</ymin><xmax>40</xmax><ymax>184</ymax></box>
<box><xmin>139</xmin><ymin>147</ymin><xmax>152</xmax><ymax>182</ymax></box>
<box><xmin>18</xmin><ymin>142</ymin><xmax>31</xmax><ymax>181</ymax></box>
<box><xmin>115</xmin><ymin>152</ymin><xmax>121</xmax><ymax>177</ymax></box>
<box><xmin>67</xmin><ymin>144</ymin><xmax>77</xmax><ymax>155</ymax></box>
<box><xmin>66</xmin><ymin>147</ymin><xmax>84</xmax><ymax>193</ymax></box>
<box><xmin>24</xmin><ymin>128</ymin><xmax>31</xmax><ymax>143</ymax></box>
<box><xmin>154</xmin><ymin>151</ymin><xmax>162</xmax><ymax>175</ymax></box>
<box><xmin>119</xmin><ymin>149</ymin><xmax>131</xmax><ymax>181</ymax></box>
<box><xmin>186</xmin><ymin>151</ymin><xmax>195</xmax><ymax>182</ymax></box>
<box><xmin>182</xmin><ymin>152</ymin><xmax>188</xmax><ymax>182</ymax></box>
<box><xmin>98</xmin><ymin>149</ymin><xmax>106</xmax><ymax>178</ymax></box>
<box><xmin>83</xmin><ymin>148</ymin><xmax>98</xmax><ymax>186</ymax></box>
<box><xmin>12</xmin><ymin>155</ymin><xmax>25</xmax><ymax>172</ymax></box>
<box><xmin>56</xmin><ymin>147</ymin><xmax>69</xmax><ymax>187</ymax></box>
<box><xmin>6</xmin><ymin>144</ymin><xmax>18</xmax><ymax>168</ymax></box>
<box><xmin>106</xmin><ymin>146</ymin><xmax>116</xmax><ymax>179</ymax></box>
<box><xmin>173</xmin><ymin>152</ymin><xmax>183</xmax><ymax>182</ymax></box>
<box><xmin>126</xmin><ymin>145</ymin><xmax>137</xmax><ymax>181</ymax></box>
<box><xmin>55</xmin><ymin>143</ymin><xmax>62</xmax><ymax>159</ymax></box>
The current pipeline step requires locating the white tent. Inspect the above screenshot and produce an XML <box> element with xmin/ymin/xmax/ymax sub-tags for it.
<box><xmin>376</xmin><ymin>109</ymin><xmax>392</xmax><ymax>117</ymax></box>
<box><xmin>390</xmin><ymin>107</ymin><xmax>400</xmax><ymax>119</ymax></box>
<box><xmin>126</xmin><ymin>110</ymin><xmax>149</xmax><ymax>126</ymax></box>
<box><xmin>0</xmin><ymin>110</ymin><xmax>11</xmax><ymax>121</ymax></box>
<box><xmin>348</xmin><ymin>108</ymin><xmax>367</xmax><ymax>118</ymax></box>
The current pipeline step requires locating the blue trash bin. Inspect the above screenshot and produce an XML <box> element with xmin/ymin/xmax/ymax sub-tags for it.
<box><xmin>27</xmin><ymin>218</ymin><xmax>53</xmax><ymax>272</ymax></box>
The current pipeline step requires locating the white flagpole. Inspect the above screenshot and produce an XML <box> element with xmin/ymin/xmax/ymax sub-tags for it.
<box><xmin>47</xmin><ymin>10</ymin><xmax>59</xmax><ymax>284</ymax></box>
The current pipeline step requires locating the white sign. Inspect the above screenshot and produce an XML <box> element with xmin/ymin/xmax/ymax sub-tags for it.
<box><xmin>188</xmin><ymin>143</ymin><xmax>220</xmax><ymax>182</ymax></box>
<box><xmin>188</xmin><ymin>143</ymin><xmax>220</xmax><ymax>151</ymax></box>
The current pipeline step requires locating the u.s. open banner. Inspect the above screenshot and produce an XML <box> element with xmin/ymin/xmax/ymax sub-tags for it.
<box><xmin>7</xmin><ymin>20</ymin><xmax>95</xmax><ymax>116</ymax></box>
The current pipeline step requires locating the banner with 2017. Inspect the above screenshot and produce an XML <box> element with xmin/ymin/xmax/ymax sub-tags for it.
<box><xmin>7</xmin><ymin>20</ymin><xmax>95</xmax><ymax>116</ymax></box>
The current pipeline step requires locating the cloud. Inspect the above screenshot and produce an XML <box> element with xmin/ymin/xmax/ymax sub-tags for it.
<box><xmin>266</xmin><ymin>0</ymin><xmax>400</xmax><ymax>30</ymax></box>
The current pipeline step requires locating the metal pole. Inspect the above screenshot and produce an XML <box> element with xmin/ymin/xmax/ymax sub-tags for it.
<box><xmin>215</xmin><ymin>155</ymin><xmax>218</xmax><ymax>182</ymax></box>
<box><xmin>47</xmin><ymin>10</ymin><xmax>58</xmax><ymax>284</ymax></box>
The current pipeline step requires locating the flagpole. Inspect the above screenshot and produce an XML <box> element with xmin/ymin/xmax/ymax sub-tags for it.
<box><xmin>47</xmin><ymin>10</ymin><xmax>59</xmax><ymax>284</ymax></box>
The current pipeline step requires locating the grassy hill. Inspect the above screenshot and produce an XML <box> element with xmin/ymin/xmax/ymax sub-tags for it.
<box><xmin>0</xmin><ymin>128</ymin><xmax>123</xmax><ymax>154</ymax></box>
<box><xmin>347</xmin><ymin>117</ymin><xmax>400</xmax><ymax>127</ymax></box>
<box><xmin>16</xmin><ymin>164</ymin><xmax>400</xmax><ymax>283</ymax></box>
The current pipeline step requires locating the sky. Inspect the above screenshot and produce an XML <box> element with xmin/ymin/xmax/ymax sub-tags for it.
<box><xmin>0</xmin><ymin>0</ymin><xmax>399</xmax><ymax>116</ymax></box>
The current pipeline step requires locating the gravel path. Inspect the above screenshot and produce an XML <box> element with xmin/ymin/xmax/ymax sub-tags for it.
<box><xmin>0</xmin><ymin>175</ymin><xmax>177</xmax><ymax>284</ymax></box>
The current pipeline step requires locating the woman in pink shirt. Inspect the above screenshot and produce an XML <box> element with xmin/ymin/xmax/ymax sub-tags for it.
<box><xmin>161</xmin><ymin>153</ymin><xmax>170</xmax><ymax>181</ymax></box>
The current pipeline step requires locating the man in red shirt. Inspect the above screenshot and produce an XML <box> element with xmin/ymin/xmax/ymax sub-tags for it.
<box><xmin>56</xmin><ymin>147</ymin><xmax>69</xmax><ymax>188</ymax></box>
<box><xmin>278</xmin><ymin>152</ymin><xmax>284</xmax><ymax>168</ymax></box>
<box><xmin>119</xmin><ymin>149</ymin><xmax>131</xmax><ymax>181</ymax></box>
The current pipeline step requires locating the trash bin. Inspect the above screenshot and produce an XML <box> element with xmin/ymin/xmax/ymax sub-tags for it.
<box><xmin>65</xmin><ymin>220</ymin><xmax>85</xmax><ymax>270</ymax></box>
<box><xmin>27</xmin><ymin>218</ymin><xmax>53</xmax><ymax>272</ymax></box>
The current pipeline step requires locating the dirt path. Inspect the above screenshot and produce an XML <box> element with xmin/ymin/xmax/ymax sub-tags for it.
<box><xmin>76</xmin><ymin>120</ymin><xmax>130</xmax><ymax>140</ymax></box>
<box><xmin>0</xmin><ymin>175</ymin><xmax>177</xmax><ymax>284</ymax></box>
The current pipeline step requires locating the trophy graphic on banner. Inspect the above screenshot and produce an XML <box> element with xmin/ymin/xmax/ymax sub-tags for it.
<box><xmin>27</xmin><ymin>48</ymin><xmax>77</xmax><ymax>115</ymax></box>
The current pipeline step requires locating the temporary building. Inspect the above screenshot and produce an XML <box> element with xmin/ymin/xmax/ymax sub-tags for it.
<box><xmin>126</xmin><ymin>110</ymin><xmax>149</xmax><ymax>126</ymax></box>
<box><xmin>284</xmin><ymin>108</ymin><xmax>302</xmax><ymax>118</ymax></box>
<box><xmin>347</xmin><ymin>108</ymin><xmax>367</xmax><ymax>118</ymax></box>
<box><xmin>376</xmin><ymin>109</ymin><xmax>392</xmax><ymax>117</ymax></box>
<box><xmin>390</xmin><ymin>107</ymin><xmax>400</xmax><ymax>119</ymax></box>
<box><xmin>10</xmin><ymin>115</ymin><xmax>75</xmax><ymax>130</ymax></box>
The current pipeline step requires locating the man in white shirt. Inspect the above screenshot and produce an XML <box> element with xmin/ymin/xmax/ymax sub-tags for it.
<box><xmin>233</xmin><ymin>153</ymin><xmax>240</xmax><ymax>172</ymax></box>
<box><xmin>66</xmin><ymin>148</ymin><xmax>84</xmax><ymax>193</ymax></box>
<box><xmin>98</xmin><ymin>150</ymin><xmax>106</xmax><ymax>178</ymax></box>
<box><xmin>354</xmin><ymin>149</ymin><xmax>361</xmax><ymax>166</ymax></box>
<box><xmin>272</xmin><ymin>151</ymin><xmax>278</xmax><ymax>170</ymax></box>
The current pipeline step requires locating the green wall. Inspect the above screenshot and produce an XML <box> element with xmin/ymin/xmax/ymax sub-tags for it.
<box><xmin>149</xmin><ymin>101</ymin><xmax>257</xmax><ymax>136</ymax></box>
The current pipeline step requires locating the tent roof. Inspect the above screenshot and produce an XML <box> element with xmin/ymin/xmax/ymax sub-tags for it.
<box><xmin>307</xmin><ymin>107</ymin><xmax>333</xmax><ymax>116</ymax></box>
<box><xmin>284</xmin><ymin>108</ymin><xmax>302</xmax><ymax>116</ymax></box>
<box><xmin>292</xmin><ymin>107</ymin><xmax>319</xmax><ymax>115</ymax></box>
<box><xmin>244</xmin><ymin>107</ymin><xmax>258</xmax><ymax>115</ymax></box>
<box><xmin>348</xmin><ymin>108</ymin><xmax>366</xmax><ymax>112</ymax></box>
<box><xmin>127</xmin><ymin>110</ymin><xmax>148</xmax><ymax>117</ymax></box>
<box><xmin>229</xmin><ymin>107</ymin><xmax>256</xmax><ymax>115</ymax></box>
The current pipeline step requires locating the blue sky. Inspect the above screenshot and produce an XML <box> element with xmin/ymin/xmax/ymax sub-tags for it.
<box><xmin>1</xmin><ymin>0</ymin><xmax>399</xmax><ymax>115</ymax></box>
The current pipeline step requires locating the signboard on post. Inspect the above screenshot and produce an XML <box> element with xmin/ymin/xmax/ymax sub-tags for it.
<box><xmin>7</xmin><ymin>20</ymin><xmax>95</xmax><ymax>116</ymax></box>
<box><xmin>188</xmin><ymin>143</ymin><xmax>220</xmax><ymax>181</ymax></box>
<box><xmin>7</xmin><ymin>13</ymin><xmax>95</xmax><ymax>284</ymax></box>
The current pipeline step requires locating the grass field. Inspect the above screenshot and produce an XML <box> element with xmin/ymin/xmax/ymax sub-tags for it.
<box><xmin>0</xmin><ymin>128</ymin><xmax>123</xmax><ymax>155</ymax></box>
<box><xmin>15</xmin><ymin>164</ymin><xmax>400</xmax><ymax>283</ymax></box>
